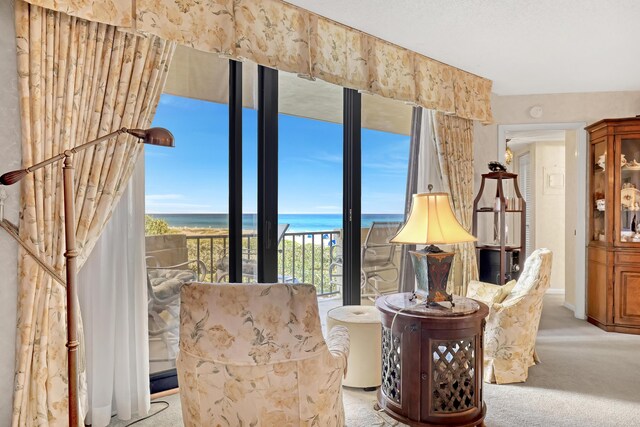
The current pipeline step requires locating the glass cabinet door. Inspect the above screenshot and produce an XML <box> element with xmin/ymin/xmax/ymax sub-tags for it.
<box><xmin>591</xmin><ymin>140</ymin><xmax>606</xmax><ymax>243</ymax></box>
<box><xmin>618</xmin><ymin>137</ymin><xmax>640</xmax><ymax>244</ymax></box>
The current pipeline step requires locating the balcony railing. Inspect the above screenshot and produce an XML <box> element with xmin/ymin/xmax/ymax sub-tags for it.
<box><xmin>185</xmin><ymin>230</ymin><xmax>342</xmax><ymax>297</ymax></box>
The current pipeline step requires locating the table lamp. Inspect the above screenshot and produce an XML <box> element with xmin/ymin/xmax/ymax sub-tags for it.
<box><xmin>0</xmin><ymin>127</ymin><xmax>173</xmax><ymax>426</ymax></box>
<box><xmin>391</xmin><ymin>187</ymin><xmax>476</xmax><ymax>306</ymax></box>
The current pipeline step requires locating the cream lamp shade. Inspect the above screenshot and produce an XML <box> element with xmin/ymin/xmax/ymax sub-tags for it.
<box><xmin>391</xmin><ymin>192</ymin><xmax>476</xmax><ymax>245</ymax></box>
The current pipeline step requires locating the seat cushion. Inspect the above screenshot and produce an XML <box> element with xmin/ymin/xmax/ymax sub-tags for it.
<box><xmin>149</xmin><ymin>269</ymin><xmax>196</xmax><ymax>299</ymax></box>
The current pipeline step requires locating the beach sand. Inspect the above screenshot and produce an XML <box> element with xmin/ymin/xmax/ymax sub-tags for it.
<box><xmin>168</xmin><ymin>227</ymin><xmax>239</xmax><ymax>236</ymax></box>
<box><xmin>168</xmin><ymin>226</ymin><xmax>342</xmax><ymax>246</ymax></box>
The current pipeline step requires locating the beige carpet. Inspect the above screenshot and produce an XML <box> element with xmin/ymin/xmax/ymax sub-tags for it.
<box><xmin>109</xmin><ymin>295</ymin><xmax>640</xmax><ymax>426</ymax></box>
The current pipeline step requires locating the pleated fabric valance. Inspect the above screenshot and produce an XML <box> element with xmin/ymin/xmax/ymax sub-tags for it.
<box><xmin>22</xmin><ymin>0</ymin><xmax>494</xmax><ymax>123</ymax></box>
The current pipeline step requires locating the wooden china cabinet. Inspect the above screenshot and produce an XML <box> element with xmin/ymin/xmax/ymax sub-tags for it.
<box><xmin>587</xmin><ymin>117</ymin><xmax>640</xmax><ymax>335</ymax></box>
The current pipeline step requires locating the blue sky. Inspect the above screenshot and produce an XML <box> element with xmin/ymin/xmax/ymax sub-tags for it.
<box><xmin>146</xmin><ymin>94</ymin><xmax>409</xmax><ymax>214</ymax></box>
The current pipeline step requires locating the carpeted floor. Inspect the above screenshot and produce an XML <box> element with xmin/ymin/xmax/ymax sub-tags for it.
<box><xmin>109</xmin><ymin>295</ymin><xmax>640</xmax><ymax>426</ymax></box>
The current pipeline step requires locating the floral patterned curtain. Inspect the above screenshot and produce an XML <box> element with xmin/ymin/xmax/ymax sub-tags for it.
<box><xmin>434</xmin><ymin>112</ymin><xmax>479</xmax><ymax>296</ymax></box>
<box><xmin>20</xmin><ymin>0</ymin><xmax>494</xmax><ymax>123</ymax></box>
<box><xmin>12</xmin><ymin>2</ymin><xmax>174</xmax><ymax>424</ymax></box>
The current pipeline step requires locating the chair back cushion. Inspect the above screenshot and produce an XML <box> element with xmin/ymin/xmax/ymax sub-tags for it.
<box><xmin>179</xmin><ymin>282</ymin><xmax>326</xmax><ymax>364</ymax></box>
<box><xmin>503</xmin><ymin>248</ymin><xmax>553</xmax><ymax>303</ymax></box>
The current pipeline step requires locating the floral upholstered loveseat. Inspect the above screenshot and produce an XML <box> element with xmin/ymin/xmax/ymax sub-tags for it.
<box><xmin>466</xmin><ymin>248</ymin><xmax>553</xmax><ymax>384</ymax></box>
<box><xmin>176</xmin><ymin>282</ymin><xmax>350</xmax><ymax>426</ymax></box>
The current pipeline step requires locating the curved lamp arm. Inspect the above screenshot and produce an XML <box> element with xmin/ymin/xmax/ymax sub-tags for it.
<box><xmin>0</xmin><ymin>127</ymin><xmax>174</xmax><ymax>185</ymax></box>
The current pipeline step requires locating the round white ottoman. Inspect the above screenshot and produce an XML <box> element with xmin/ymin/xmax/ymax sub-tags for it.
<box><xmin>327</xmin><ymin>305</ymin><xmax>382</xmax><ymax>389</ymax></box>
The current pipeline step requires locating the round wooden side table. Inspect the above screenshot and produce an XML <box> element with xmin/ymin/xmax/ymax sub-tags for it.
<box><xmin>375</xmin><ymin>293</ymin><xmax>489</xmax><ymax>427</ymax></box>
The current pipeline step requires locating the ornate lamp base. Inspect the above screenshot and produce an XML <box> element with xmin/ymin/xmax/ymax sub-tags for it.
<box><xmin>409</xmin><ymin>245</ymin><xmax>454</xmax><ymax>306</ymax></box>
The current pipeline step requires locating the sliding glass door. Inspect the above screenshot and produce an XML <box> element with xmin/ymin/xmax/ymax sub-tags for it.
<box><xmin>143</xmin><ymin>54</ymin><xmax>413</xmax><ymax>392</ymax></box>
<box><xmin>240</xmin><ymin>61</ymin><xmax>260</xmax><ymax>282</ymax></box>
<box><xmin>145</xmin><ymin>51</ymin><xmax>231</xmax><ymax>382</ymax></box>
<box><xmin>360</xmin><ymin>93</ymin><xmax>411</xmax><ymax>300</ymax></box>
<box><xmin>277</xmin><ymin>71</ymin><xmax>344</xmax><ymax>317</ymax></box>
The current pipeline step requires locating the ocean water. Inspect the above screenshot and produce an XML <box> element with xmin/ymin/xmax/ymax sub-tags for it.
<box><xmin>147</xmin><ymin>213</ymin><xmax>404</xmax><ymax>232</ymax></box>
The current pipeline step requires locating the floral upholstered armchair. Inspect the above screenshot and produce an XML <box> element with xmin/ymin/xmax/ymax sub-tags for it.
<box><xmin>466</xmin><ymin>248</ymin><xmax>552</xmax><ymax>384</ymax></box>
<box><xmin>176</xmin><ymin>282</ymin><xmax>350</xmax><ymax>426</ymax></box>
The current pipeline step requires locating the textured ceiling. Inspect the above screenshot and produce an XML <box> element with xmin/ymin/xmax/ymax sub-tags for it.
<box><xmin>287</xmin><ymin>0</ymin><xmax>640</xmax><ymax>96</ymax></box>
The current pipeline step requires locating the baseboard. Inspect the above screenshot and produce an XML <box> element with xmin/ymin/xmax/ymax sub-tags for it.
<box><xmin>545</xmin><ymin>288</ymin><xmax>565</xmax><ymax>295</ymax></box>
<box><xmin>562</xmin><ymin>301</ymin><xmax>576</xmax><ymax>312</ymax></box>
<box><xmin>151</xmin><ymin>387</ymin><xmax>179</xmax><ymax>400</ymax></box>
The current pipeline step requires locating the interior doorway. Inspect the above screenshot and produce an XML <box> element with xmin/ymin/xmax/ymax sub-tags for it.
<box><xmin>498</xmin><ymin>123</ymin><xmax>587</xmax><ymax>320</ymax></box>
<box><xmin>506</xmin><ymin>130</ymin><xmax>567</xmax><ymax>295</ymax></box>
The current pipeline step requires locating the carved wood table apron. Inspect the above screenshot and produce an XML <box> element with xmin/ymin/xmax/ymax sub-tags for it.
<box><xmin>376</xmin><ymin>293</ymin><xmax>489</xmax><ymax>427</ymax></box>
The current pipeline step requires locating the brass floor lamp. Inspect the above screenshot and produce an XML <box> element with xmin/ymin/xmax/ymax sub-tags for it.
<box><xmin>0</xmin><ymin>127</ymin><xmax>174</xmax><ymax>426</ymax></box>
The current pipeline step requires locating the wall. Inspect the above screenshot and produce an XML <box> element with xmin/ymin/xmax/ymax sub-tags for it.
<box><xmin>475</xmin><ymin>91</ymin><xmax>640</xmax><ymax>193</ymax></box>
<box><xmin>564</xmin><ymin>130</ymin><xmax>578</xmax><ymax>308</ymax></box>
<box><xmin>0</xmin><ymin>0</ymin><xmax>20</xmax><ymax>424</ymax></box>
<box><xmin>474</xmin><ymin>91</ymin><xmax>640</xmax><ymax>308</ymax></box>
<box><xmin>534</xmin><ymin>141</ymin><xmax>566</xmax><ymax>291</ymax></box>
<box><xmin>474</xmin><ymin>92</ymin><xmax>640</xmax><ymax>190</ymax></box>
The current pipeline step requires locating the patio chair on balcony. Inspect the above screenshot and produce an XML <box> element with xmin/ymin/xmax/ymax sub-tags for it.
<box><xmin>147</xmin><ymin>257</ymin><xmax>209</xmax><ymax>334</ymax></box>
<box><xmin>328</xmin><ymin>223</ymin><xmax>401</xmax><ymax>299</ymax></box>
<box><xmin>216</xmin><ymin>223</ymin><xmax>290</xmax><ymax>282</ymax></box>
<box><xmin>328</xmin><ymin>237</ymin><xmax>343</xmax><ymax>291</ymax></box>
<box><xmin>360</xmin><ymin>221</ymin><xmax>402</xmax><ymax>299</ymax></box>
<box><xmin>146</xmin><ymin>242</ymin><xmax>208</xmax><ymax>371</ymax></box>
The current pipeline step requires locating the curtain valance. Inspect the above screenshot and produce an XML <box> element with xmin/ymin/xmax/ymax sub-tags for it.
<box><xmin>22</xmin><ymin>0</ymin><xmax>493</xmax><ymax>123</ymax></box>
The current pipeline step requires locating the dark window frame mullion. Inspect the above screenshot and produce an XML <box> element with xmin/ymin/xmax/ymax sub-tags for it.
<box><xmin>257</xmin><ymin>66</ymin><xmax>279</xmax><ymax>283</ymax></box>
<box><xmin>228</xmin><ymin>60</ymin><xmax>243</xmax><ymax>283</ymax></box>
<box><xmin>343</xmin><ymin>88</ymin><xmax>362</xmax><ymax>305</ymax></box>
